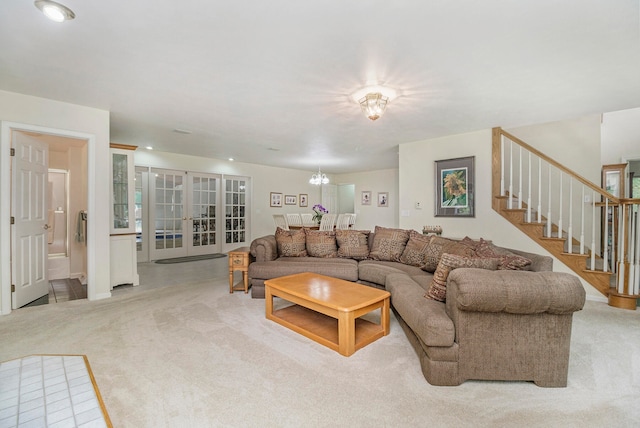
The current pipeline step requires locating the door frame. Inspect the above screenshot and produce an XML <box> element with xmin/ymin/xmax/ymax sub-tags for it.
<box><xmin>1</xmin><ymin>121</ymin><xmax>95</xmax><ymax>315</ymax></box>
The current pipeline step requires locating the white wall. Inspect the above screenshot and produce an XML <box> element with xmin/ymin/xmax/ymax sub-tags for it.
<box><xmin>601</xmin><ymin>107</ymin><xmax>640</xmax><ymax>165</ymax></box>
<box><xmin>134</xmin><ymin>150</ymin><xmax>324</xmax><ymax>239</ymax></box>
<box><xmin>333</xmin><ymin>169</ymin><xmax>399</xmax><ymax>231</ymax></box>
<box><xmin>0</xmin><ymin>90</ymin><xmax>111</xmax><ymax>314</ymax></box>
<box><xmin>398</xmin><ymin>117</ymin><xmax>605</xmax><ymax>300</ymax></box>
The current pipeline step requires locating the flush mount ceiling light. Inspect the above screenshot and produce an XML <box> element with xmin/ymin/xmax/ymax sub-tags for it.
<box><xmin>34</xmin><ymin>0</ymin><xmax>75</xmax><ymax>22</ymax></box>
<box><xmin>358</xmin><ymin>93</ymin><xmax>389</xmax><ymax>121</ymax></box>
<box><xmin>351</xmin><ymin>85</ymin><xmax>397</xmax><ymax>122</ymax></box>
<box><xmin>309</xmin><ymin>168</ymin><xmax>329</xmax><ymax>185</ymax></box>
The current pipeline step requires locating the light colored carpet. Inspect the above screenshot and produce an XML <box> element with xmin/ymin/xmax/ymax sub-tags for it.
<box><xmin>0</xmin><ymin>272</ymin><xmax>639</xmax><ymax>427</ymax></box>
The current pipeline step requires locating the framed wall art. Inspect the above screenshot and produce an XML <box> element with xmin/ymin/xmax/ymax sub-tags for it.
<box><xmin>377</xmin><ymin>192</ymin><xmax>389</xmax><ymax>207</ymax></box>
<box><xmin>270</xmin><ymin>192</ymin><xmax>282</xmax><ymax>207</ymax></box>
<box><xmin>435</xmin><ymin>156</ymin><xmax>475</xmax><ymax>217</ymax></box>
<box><xmin>285</xmin><ymin>195</ymin><xmax>297</xmax><ymax>205</ymax></box>
<box><xmin>361</xmin><ymin>191</ymin><xmax>371</xmax><ymax>205</ymax></box>
<box><xmin>299</xmin><ymin>193</ymin><xmax>308</xmax><ymax>207</ymax></box>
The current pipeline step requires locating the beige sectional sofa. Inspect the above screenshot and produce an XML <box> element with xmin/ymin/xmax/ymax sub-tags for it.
<box><xmin>248</xmin><ymin>227</ymin><xmax>586</xmax><ymax>387</ymax></box>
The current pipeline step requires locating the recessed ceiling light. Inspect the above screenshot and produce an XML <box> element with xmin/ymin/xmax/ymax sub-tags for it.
<box><xmin>34</xmin><ymin>1</ymin><xmax>75</xmax><ymax>22</ymax></box>
<box><xmin>145</xmin><ymin>146</ymin><xmax>153</xmax><ymax>150</ymax></box>
<box><xmin>228</xmin><ymin>158</ymin><xmax>234</xmax><ymax>161</ymax></box>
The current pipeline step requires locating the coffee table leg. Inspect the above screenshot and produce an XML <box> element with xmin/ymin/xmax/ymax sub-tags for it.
<box><xmin>382</xmin><ymin>297</ymin><xmax>390</xmax><ymax>335</ymax></box>
<box><xmin>265</xmin><ymin>286</ymin><xmax>273</xmax><ymax>319</ymax></box>
<box><xmin>338</xmin><ymin>311</ymin><xmax>356</xmax><ymax>356</ymax></box>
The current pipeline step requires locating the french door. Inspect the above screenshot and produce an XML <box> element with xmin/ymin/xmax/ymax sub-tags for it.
<box><xmin>149</xmin><ymin>169</ymin><xmax>220</xmax><ymax>260</ymax></box>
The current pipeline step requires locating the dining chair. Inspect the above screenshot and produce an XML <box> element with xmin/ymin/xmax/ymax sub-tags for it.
<box><xmin>335</xmin><ymin>213</ymin><xmax>350</xmax><ymax>230</ymax></box>
<box><xmin>319</xmin><ymin>213</ymin><xmax>337</xmax><ymax>231</ymax></box>
<box><xmin>272</xmin><ymin>214</ymin><xmax>289</xmax><ymax>230</ymax></box>
<box><xmin>300</xmin><ymin>213</ymin><xmax>315</xmax><ymax>227</ymax></box>
<box><xmin>346</xmin><ymin>213</ymin><xmax>356</xmax><ymax>228</ymax></box>
<box><xmin>286</xmin><ymin>213</ymin><xmax>303</xmax><ymax>228</ymax></box>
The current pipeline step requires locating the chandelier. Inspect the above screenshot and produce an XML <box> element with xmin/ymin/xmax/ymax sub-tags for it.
<box><xmin>358</xmin><ymin>92</ymin><xmax>389</xmax><ymax>121</ymax></box>
<box><xmin>309</xmin><ymin>168</ymin><xmax>329</xmax><ymax>185</ymax></box>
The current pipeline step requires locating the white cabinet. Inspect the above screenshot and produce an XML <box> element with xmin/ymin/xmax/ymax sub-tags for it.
<box><xmin>110</xmin><ymin>144</ymin><xmax>139</xmax><ymax>289</ymax></box>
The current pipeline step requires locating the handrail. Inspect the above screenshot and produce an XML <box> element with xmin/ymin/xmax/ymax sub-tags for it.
<box><xmin>493</xmin><ymin>127</ymin><xmax>640</xmax><ymax>310</ymax></box>
<box><xmin>496</xmin><ymin>128</ymin><xmax>620</xmax><ymax>203</ymax></box>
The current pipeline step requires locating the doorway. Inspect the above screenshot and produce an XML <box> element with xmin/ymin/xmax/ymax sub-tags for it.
<box><xmin>11</xmin><ymin>130</ymin><xmax>88</xmax><ymax>308</ymax></box>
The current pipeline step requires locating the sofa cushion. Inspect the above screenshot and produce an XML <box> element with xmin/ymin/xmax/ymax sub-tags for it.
<box><xmin>358</xmin><ymin>260</ymin><xmax>428</xmax><ymax>286</ymax></box>
<box><xmin>425</xmin><ymin>253</ymin><xmax>501</xmax><ymax>302</ymax></box>
<box><xmin>474</xmin><ymin>238</ymin><xmax>532</xmax><ymax>270</ymax></box>
<box><xmin>385</xmin><ymin>273</ymin><xmax>455</xmax><ymax>347</ymax></box>
<box><xmin>248</xmin><ymin>257</ymin><xmax>359</xmax><ymax>282</ymax></box>
<box><xmin>275</xmin><ymin>227</ymin><xmax>307</xmax><ymax>257</ymax></box>
<box><xmin>304</xmin><ymin>229</ymin><xmax>337</xmax><ymax>258</ymax></box>
<box><xmin>336</xmin><ymin>229</ymin><xmax>371</xmax><ymax>260</ymax></box>
<box><xmin>399</xmin><ymin>230</ymin><xmax>433</xmax><ymax>267</ymax></box>
<box><xmin>369</xmin><ymin>226</ymin><xmax>410</xmax><ymax>262</ymax></box>
<box><xmin>422</xmin><ymin>236</ymin><xmax>476</xmax><ymax>272</ymax></box>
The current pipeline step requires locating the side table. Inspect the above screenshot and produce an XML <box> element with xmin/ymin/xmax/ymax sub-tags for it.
<box><xmin>228</xmin><ymin>246</ymin><xmax>251</xmax><ymax>293</ymax></box>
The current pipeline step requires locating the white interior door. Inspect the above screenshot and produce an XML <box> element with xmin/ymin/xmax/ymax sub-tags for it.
<box><xmin>11</xmin><ymin>132</ymin><xmax>49</xmax><ymax>308</ymax></box>
<box><xmin>150</xmin><ymin>168</ymin><xmax>186</xmax><ymax>260</ymax></box>
<box><xmin>188</xmin><ymin>172</ymin><xmax>221</xmax><ymax>255</ymax></box>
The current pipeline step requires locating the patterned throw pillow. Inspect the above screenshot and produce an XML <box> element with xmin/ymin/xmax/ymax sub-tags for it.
<box><xmin>421</xmin><ymin>236</ymin><xmax>477</xmax><ymax>273</ymax></box>
<box><xmin>335</xmin><ymin>230</ymin><xmax>370</xmax><ymax>260</ymax></box>
<box><xmin>304</xmin><ymin>229</ymin><xmax>337</xmax><ymax>258</ymax></box>
<box><xmin>399</xmin><ymin>230</ymin><xmax>433</xmax><ymax>267</ymax></box>
<box><xmin>425</xmin><ymin>253</ymin><xmax>501</xmax><ymax>302</ymax></box>
<box><xmin>369</xmin><ymin>226</ymin><xmax>410</xmax><ymax>262</ymax></box>
<box><xmin>474</xmin><ymin>238</ymin><xmax>532</xmax><ymax>270</ymax></box>
<box><xmin>275</xmin><ymin>227</ymin><xmax>307</xmax><ymax>257</ymax></box>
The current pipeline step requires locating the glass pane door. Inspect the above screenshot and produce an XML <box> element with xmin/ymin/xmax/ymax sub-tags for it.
<box><xmin>188</xmin><ymin>173</ymin><xmax>220</xmax><ymax>255</ymax></box>
<box><xmin>150</xmin><ymin>169</ymin><xmax>186</xmax><ymax>260</ymax></box>
<box><xmin>224</xmin><ymin>176</ymin><xmax>250</xmax><ymax>251</ymax></box>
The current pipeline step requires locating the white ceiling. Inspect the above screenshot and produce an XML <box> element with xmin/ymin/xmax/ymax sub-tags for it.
<box><xmin>1</xmin><ymin>1</ymin><xmax>639</xmax><ymax>173</ymax></box>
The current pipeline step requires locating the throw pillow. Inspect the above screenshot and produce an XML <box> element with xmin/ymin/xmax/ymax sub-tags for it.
<box><xmin>399</xmin><ymin>230</ymin><xmax>433</xmax><ymax>267</ymax></box>
<box><xmin>425</xmin><ymin>253</ymin><xmax>501</xmax><ymax>302</ymax></box>
<box><xmin>369</xmin><ymin>226</ymin><xmax>410</xmax><ymax>262</ymax></box>
<box><xmin>474</xmin><ymin>238</ymin><xmax>532</xmax><ymax>270</ymax></box>
<box><xmin>421</xmin><ymin>236</ymin><xmax>477</xmax><ymax>273</ymax></box>
<box><xmin>304</xmin><ymin>229</ymin><xmax>338</xmax><ymax>258</ymax></box>
<box><xmin>275</xmin><ymin>227</ymin><xmax>307</xmax><ymax>257</ymax></box>
<box><xmin>335</xmin><ymin>229</ymin><xmax>371</xmax><ymax>260</ymax></box>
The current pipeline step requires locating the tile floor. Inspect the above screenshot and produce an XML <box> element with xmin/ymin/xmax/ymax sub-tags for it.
<box><xmin>21</xmin><ymin>279</ymin><xmax>87</xmax><ymax>309</ymax></box>
<box><xmin>0</xmin><ymin>355</ymin><xmax>108</xmax><ymax>428</ymax></box>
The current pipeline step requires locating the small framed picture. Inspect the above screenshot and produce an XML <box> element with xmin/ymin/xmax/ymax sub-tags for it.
<box><xmin>378</xmin><ymin>192</ymin><xmax>389</xmax><ymax>207</ymax></box>
<box><xmin>285</xmin><ymin>195</ymin><xmax>297</xmax><ymax>205</ymax></box>
<box><xmin>299</xmin><ymin>194</ymin><xmax>308</xmax><ymax>207</ymax></box>
<box><xmin>361</xmin><ymin>191</ymin><xmax>371</xmax><ymax>205</ymax></box>
<box><xmin>270</xmin><ymin>192</ymin><xmax>282</xmax><ymax>207</ymax></box>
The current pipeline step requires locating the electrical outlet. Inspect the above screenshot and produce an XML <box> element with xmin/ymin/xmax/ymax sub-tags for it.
<box><xmin>415</xmin><ymin>201</ymin><xmax>422</xmax><ymax>209</ymax></box>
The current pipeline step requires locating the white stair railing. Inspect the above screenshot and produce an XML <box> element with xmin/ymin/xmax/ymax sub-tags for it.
<box><xmin>493</xmin><ymin>128</ymin><xmax>640</xmax><ymax>305</ymax></box>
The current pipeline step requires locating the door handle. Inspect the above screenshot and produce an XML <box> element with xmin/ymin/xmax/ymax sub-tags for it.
<box><xmin>43</xmin><ymin>224</ymin><xmax>50</xmax><ymax>230</ymax></box>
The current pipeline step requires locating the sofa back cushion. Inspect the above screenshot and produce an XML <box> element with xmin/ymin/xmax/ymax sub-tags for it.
<box><xmin>422</xmin><ymin>236</ymin><xmax>476</xmax><ymax>272</ymax></box>
<box><xmin>275</xmin><ymin>227</ymin><xmax>307</xmax><ymax>257</ymax></box>
<box><xmin>304</xmin><ymin>229</ymin><xmax>338</xmax><ymax>258</ymax></box>
<box><xmin>474</xmin><ymin>238</ymin><xmax>532</xmax><ymax>270</ymax></box>
<box><xmin>369</xmin><ymin>226</ymin><xmax>410</xmax><ymax>262</ymax></box>
<box><xmin>399</xmin><ymin>230</ymin><xmax>433</xmax><ymax>267</ymax></box>
<box><xmin>425</xmin><ymin>253</ymin><xmax>501</xmax><ymax>302</ymax></box>
<box><xmin>335</xmin><ymin>229</ymin><xmax>370</xmax><ymax>260</ymax></box>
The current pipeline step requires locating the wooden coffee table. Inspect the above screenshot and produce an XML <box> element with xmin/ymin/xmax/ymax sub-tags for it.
<box><xmin>265</xmin><ymin>272</ymin><xmax>390</xmax><ymax>356</ymax></box>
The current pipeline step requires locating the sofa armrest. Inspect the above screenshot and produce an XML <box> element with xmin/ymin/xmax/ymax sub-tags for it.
<box><xmin>446</xmin><ymin>268</ymin><xmax>586</xmax><ymax>316</ymax></box>
<box><xmin>250</xmin><ymin>235</ymin><xmax>278</xmax><ymax>262</ymax></box>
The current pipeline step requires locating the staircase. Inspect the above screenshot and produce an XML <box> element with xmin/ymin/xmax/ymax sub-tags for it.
<box><xmin>492</xmin><ymin>128</ymin><xmax>640</xmax><ymax>310</ymax></box>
